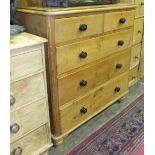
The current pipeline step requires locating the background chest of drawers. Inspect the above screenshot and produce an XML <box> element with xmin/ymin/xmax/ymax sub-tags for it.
<box><xmin>17</xmin><ymin>3</ymin><xmax>136</xmax><ymax>145</ymax></box>
<box><xmin>120</xmin><ymin>0</ymin><xmax>144</xmax><ymax>86</ymax></box>
<box><xmin>10</xmin><ymin>33</ymin><xmax>52</xmax><ymax>154</ymax></box>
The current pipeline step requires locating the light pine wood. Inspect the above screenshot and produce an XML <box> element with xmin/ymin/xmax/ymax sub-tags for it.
<box><xmin>138</xmin><ymin>40</ymin><xmax>144</xmax><ymax>78</ymax></box>
<box><xmin>133</xmin><ymin>17</ymin><xmax>144</xmax><ymax>45</ymax></box>
<box><xmin>60</xmin><ymin>72</ymin><xmax>129</xmax><ymax>133</ymax></box>
<box><xmin>104</xmin><ymin>10</ymin><xmax>135</xmax><ymax>32</ymax></box>
<box><xmin>17</xmin><ymin>5</ymin><xmax>136</xmax><ymax>144</ymax></box>
<box><xmin>17</xmin><ymin>0</ymin><xmax>43</xmax><ymax>7</ymax></box>
<box><xmin>10</xmin><ymin>98</ymin><xmax>48</xmax><ymax>143</ymax></box>
<box><xmin>10</xmin><ymin>73</ymin><xmax>46</xmax><ymax>111</ymax></box>
<box><xmin>10</xmin><ymin>32</ymin><xmax>52</xmax><ymax>152</ymax></box>
<box><xmin>11</xmin><ymin>49</ymin><xmax>43</xmax><ymax>81</ymax></box>
<box><xmin>135</xmin><ymin>4</ymin><xmax>144</xmax><ymax>18</ymax></box>
<box><xmin>10</xmin><ymin>125</ymin><xmax>49</xmax><ymax>155</ymax></box>
<box><xmin>55</xmin><ymin>14</ymin><xmax>104</xmax><ymax>43</ymax></box>
<box><xmin>135</xmin><ymin>0</ymin><xmax>144</xmax><ymax>5</ymax></box>
<box><xmin>129</xmin><ymin>65</ymin><xmax>139</xmax><ymax>86</ymax></box>
<box><xmin>10</xmin><ymin>32</ymin><xmax>47</xmax><ymax>50</ymax></box>
<box><xmin>57</xmin><ymin>29</ymin><xmax>132</xmax><ymax>74</ymax></box>
<box><xmin>130</xmin><ymin>43</ymin><xmax>141</xmax><ymax>69</ymax></box>
<box><xmin>58</xmin><ymin>49</ymin><xmax>130</xmax><ymax>106</ymax></box>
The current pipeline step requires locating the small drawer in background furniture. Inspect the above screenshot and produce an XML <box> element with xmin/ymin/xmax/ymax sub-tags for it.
<box><xmin>58</xmin><ymin>49</ymin><xmax>130</xmax><ymax>106</ymax></box>
<box><xmin>10</xmin><ymin>125</ymin><xmax>50</xmax><ymax>155</ymax></box>
<box><xmin>135</xmin><ymin>4</ymin><xmax>144</xmax><ymax>18</ymax></box>
<box><xmin>129</xmin><ymin>65</ymin><xmax>139</xmax><ymax>87</ymax></box>
<box><xmin>60</xmin><ymin>72</ymin><xmax>129</xmax><ymax>134</ymax></box>
<box><xmin>56</xmin><ymin>29</ymin><xmax>133</xmax><ymax>74</ymax></box>
<box><xmin>130</xmin><ymin>43</ymin><xmax>141</xmax><ymax>69</ymax></box>
<box><xmin>10</xmin><ymin>45</ymin><xmax>44</xmax><ymax>82</ymax></box>
<box><xmin>133</xmin><ymin>18</ymin><xmax>144</xmax><ymax>45</ymax></box>
<box><xmin>10</xmin><ymin>73</ymin><xmax>46</xmax><ymax>111</ymax></box>
<box><xmin>135</xmin><ymin>0</ymin><xmax>144</xmax><ymax>5</ymax></box>
<box><xmin>10</xmin><ymin>98</ymin><xmax>48</xmax><ymax>143</ymax></box>
<box><xmin>104</xmin><ymin>10</ymin><xmax>135</xmax><ymax>32</ymax></box>
<box><xmin>55</xmin><ymin>14</ymin><xmax>104</xmax><ymax>43</ymax></box>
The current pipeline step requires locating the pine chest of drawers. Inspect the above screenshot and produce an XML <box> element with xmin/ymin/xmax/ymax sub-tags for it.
<box><xmin>10</xmin><ymin>33</ymin><xmax>52</xmax><ymax>154</ymax></box>
<box><xmin>17</xmin><ymin>4</ymin><xmax>136</xmax><ymax>145</ymax></box>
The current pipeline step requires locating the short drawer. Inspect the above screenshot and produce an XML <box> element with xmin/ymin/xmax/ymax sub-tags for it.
<box><xmin>60</xmin><ymin>72</ymin><xmax>129</xmax><ymax>133</ymax></box>
<box><xmin>55</xmin><ymin>14</ymin><xmax>104</xmax><ymax>43</ymax></box>
<box><xmin>11</xmin><ymin>49</ymin><xmax>43</xmax><ymax>81</ymax></box>
<box><xmin>57</xmin><ymin>29</ymin><xmax>132</xmax><ymax>74</ymax></box>
<box><xmin>135</xmin><ymin>0</ymin><xmax>144</xmax><ymax>5</ymax></box>
<box><xmin>133</xmin><ymin>18</ymin><xmax>144</xmax><ymax>45</ymax></box>
<box><xmin>130</xmin><ymin>43</ymin><xmax>141</xmax><ymax>69</ymax></box>
<box><xmin>104</xmin><ymin>10</ymin><xmax>135</xmax><ymax>32</ymax></box>
<box><xmin>58</xmin><ymin>49</ymin><xmax>130</xmax><ymax>106</ymax></box>
<box><xmin>10</xmin><ymin>98</ymin><xmax>48</xmax><ymax>143</ymax></box>
<box><xmin>10</xmin><ymin>125</ymin><xmax>49</xmax><ymax>155</ymax></box>
<box><xmin>135</xmin><ymin>4</ymin><xmax>144</xmax><ymax>18</ymax></box>
<box><xmin>10</xmin><ymin>73</ymin><xmax>46</xmax><ymax>111</ymax></box>
<box><xmin>129</xmin><ymin>65</ymin><xmax>139</xmax><ymax>87</ymax></box>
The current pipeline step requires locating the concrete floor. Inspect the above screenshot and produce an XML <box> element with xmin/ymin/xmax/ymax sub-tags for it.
<box><xmin>48</xmin><ymin>79</ymin><xmax>144</xmax><ymax>155</ymax></box>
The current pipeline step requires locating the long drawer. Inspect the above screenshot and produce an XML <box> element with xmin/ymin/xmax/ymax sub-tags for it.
<box><xmin>57</xmin><ymin>29</ymin><xmax>132</xmax><ymax>74</ymax></box>
<box><xmin>10</xmin><ymin>125</ymin><xmax>49</xmax><ymax>155</ymax></box>
<box><xmin>10</xmin><ymin>98</ymin><xmax>48</xmax><ymax>143</ymax></box>
<box><xmin>11</xmin><ymin>47</ymin><xmax>43</xmax><ymax>81</ymax></box>
<box><xmin>58</xmin><ymin>49</ymin><xmax>130</xmax><ymax>106</ymax></box>
<box><xmin>60</xmin><ymin>72</ymin><xmax>129</xmax><ymax>133</ymax></box>
<box><xmin>130</xmin><ymin>43</ymin><xmax>141</xmax><ymax>69</ymax></box>
<box><xmin>104</xmin><ymin>10</ymin><xmax>135</xmax><ymax>32</ymax></box>
<box><xmin>133</xmin><ymin>18</ymin><xmax>144</xmax><ymax>45</ymax></box>
<box><xmin>55</xmin><ymin>14</ymin><xmax>104</xmax><ymax>43</ymax></box>
<box><xmin>10</xmin><ymin>73</ymin><xmax>46</xmax><ymax>111</ymax></box>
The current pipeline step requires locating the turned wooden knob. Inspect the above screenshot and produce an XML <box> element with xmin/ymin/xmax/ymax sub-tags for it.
<box><xmin>10</xmin><ymin>95</ymin><xmax>15</xmax><ymax>106</ymax></box>
<box><xmin>80</xmin><ymin>107</ymin><xmax>87</xmax><ymax>114</ymax></box>
<box><xmin>79</xmin><ymin>24</ymin><xmax>88</xmax><ymax>31</ymax></box>
<box><xmin>79</xmin><ymin>51</ymin><xmax>87</xmax><ymax>59</ymax></box>
<box><xmin>119</xmin><ymin>18</ymin><xmax>126</xmax><ymax>24</ymax></box>
<box><xmin>14</xmin><ymin>147</ymin><xmax>22</xmax><ymax>155</ymax></box>
<box><xmin>80</xmin><ymin>80</ymin><xmax>87</xmax><ymax>87</ymax></box>
<box><xmin>10</xmin><ymin>123</ymin><xmax>20</xmax><ymax>133</ymax></box>
<box><xmin>116</xmin><ymin>64</ymin><xmax>122</xmax><ymax>69</ymax></box>
<box><xmin>118</xmin><ymin>40</ymin><xmax>124</xmax><ymax>46</ymax></box>
<box><xmin>115</xmin><ymin>87</ymin><xmax>121</xmax><ymax>92</ymax></box>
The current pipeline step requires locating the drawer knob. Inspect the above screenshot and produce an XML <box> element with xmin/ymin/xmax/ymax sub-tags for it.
<box><xmin>135</xmin><ymin>56</ymin><xmax>139</xmax><ymax>59</ymax></box>
<box><xmin>79</xmin><ymin>51</ymin><xmax>87</xmax><ymax>59</ymax></box>
<box><xmin>119</xmin><ymin>18</ymin><xmax>126</xmax><ymax>24</ymax></box>
<box><xmin>138</xmin><ymin>30</ymin><xmax>142</xmax><ymax>33</ymax></box>
<box><xmin>118</xmin><ymin>40</ymin><xmax>124</xmax><ymax>46</ymax></box>
<box><xmin>79</xmin><ymin>24</ymin><xmax>88</xmax><ymax>31</ymax></box>
<box><xmin>116</xmin><ymin>64</ymin><xmax>122</xmax><ymax>69</ymax></box>
<box><xmin>80</xmin><ymin>107</ymin><xmax>87</xmax><ymax>114</ymax></box>
<box><xmin>115</xmin><ymin>87</ymin><xmax>121</xmax><ymax>92</ymax></box>
<box><xmin>10</xmin><ymin>95</ymin><xmax>15</xmax><ymax>106</ymax></box>
<box><xmin>14</xmin><ymin>147</ymin><xmax>23</xmax><ymax>155</ymax></box>
<box><xmin>10</xmin><ymin>123</ymin><xmax>20</xmax><ymax>133</ymax></box>
<box><xmin>80</xmin><ymin>80</ymin><xmax>87</xmax><ymax>87</ymax></box>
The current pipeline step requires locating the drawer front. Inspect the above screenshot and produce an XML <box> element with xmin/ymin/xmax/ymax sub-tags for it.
<box><xmin>130</xmin><ymin>43</ymin><xmax>141</xmax><ymax>69</ymax></box>
<box><xmin>10</xmin><ymin>98</ymin><xmax>48</xmax><ymax>142</ymax></box>
<box><xmin>11</xmin><ymin>125</ymin><xmax>49</xmax><ymax>155</ymax></box>
<box><xmin>10</xmin><ymin>73</ymin><xmax>46</xmax><ymax>111</ymax></box>
<box><xmin>133</xmin><ymin>18</ymin><xmax>144</xmax><ymax>45</ymax></box>
<box><xmin>135</xmin><ymin>0</ymin><xmax>144</xmax><ymax>4</ymax></box>
<box><xmin>11</xmin><ymin>49</ymin><xmax>43</xmax><ymax>81</ymax></box>
<box><xmin>58</xmin><ymin>49</ymin><xmax>130</xmax><ymax>106</ymax></box>
<box><xmin>57</xmin><ymin>29</ymin><xmax>132</xmax><ymax>74</ymax></box>
<box><xmin>60</xmin><ymin>72</ymin><xmax>129</xmax><ymax>133</ymax></box>
<box><xmin>104</xmin><ymin>10</ymin><xmax>135</xmax><ymax>32</ymax></box>
<box><xmin>135</xmin><ymin>5</ymin><xmax>144</xmax><ymax>18</ymax></box>
<box><xmin>55</xmin><ymin>14</ymin><xmax>104</xmax><ymax>43</ymax></box>
<box><xmin>129</xmin><ymin>65</ymin><xmax>139</xmax><ymax>86</ymax></box>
